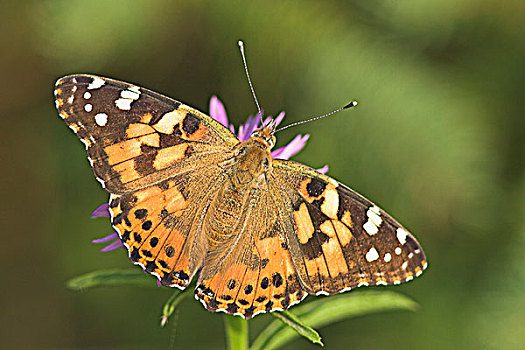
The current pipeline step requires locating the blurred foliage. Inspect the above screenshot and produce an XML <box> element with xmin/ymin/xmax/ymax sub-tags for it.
<box><xmin>251</xmin><ymin>291</ymin><xmax>418</xmax><ymax>350</ymax></box>
<box><xmin>2</xmin><ymin>0</ymin><xmax>524</xmax><ymax>349</ymax></box>
<box><xmin>66</xmin><ymin>268</ymin><xmax>159</xmax><ymax>290</ymax></box>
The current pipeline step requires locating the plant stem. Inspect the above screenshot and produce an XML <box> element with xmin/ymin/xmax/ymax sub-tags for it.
<box><xmin>224</xmin><ymin>315</ymin><xmax>249</xmax><ymax>350</ymax></box>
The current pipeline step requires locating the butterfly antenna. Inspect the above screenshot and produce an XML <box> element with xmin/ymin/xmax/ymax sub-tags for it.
<box><xmin>238</xmin><ymin>40</ymin><xmax>263</xmax><ymax>119</ymax></box>
<box><xmin>275</xmin><ymin>100</ymin><xmax>358</xmax><ymax>133</ymax></box>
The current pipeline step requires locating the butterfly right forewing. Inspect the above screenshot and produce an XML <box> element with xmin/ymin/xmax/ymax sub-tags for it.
<box><xmin>270</xmin><ymin>159</ymin><xmax>427</xmax><ymax>295</ymax></box>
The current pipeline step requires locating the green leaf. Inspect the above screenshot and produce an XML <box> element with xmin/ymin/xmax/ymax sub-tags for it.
<box><xmin>272</xmin><ymin>311</ymin><xmax>323</xmax><ymax>346</ymax></box>
<box><xmin>224</xmin><ymin>315</ymin><xmax>249</xmax><ymax>350</ymax></box>
<box><xmin>66</xmin><ymin>268</ymin><xmax>158</xmax><ymax>290</ymax></box>
<box><xmin>250</xmin><ymin>291</ymin><xmax>418</xmax><ymax>350</ymax></box>
<box><xmin>160</xmin><ymin>289</ymin><xmax>190</xmax><ymax>327</ymax></box>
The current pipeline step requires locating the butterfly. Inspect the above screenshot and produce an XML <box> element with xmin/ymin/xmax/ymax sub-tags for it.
<box><xmin>54</xmin><ymin>74</ymin><xmax>427</xmax><ymax>319</ymax></box>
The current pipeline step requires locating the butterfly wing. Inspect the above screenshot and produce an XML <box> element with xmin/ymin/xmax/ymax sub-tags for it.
<box><xmin>54</xmin><ymin>74</ymin><xmax>238</xmax><ymax>194</ymax></box>
<box><xmin>194</xmin><ymin>185</ymin><xmax>307</xmax><ymax>318</ymax></box>
<box><xmin>54</xmin><ymin>74</ymin><xmax>240</xmax><ymax>288</ymax></box>
<box><xmin>270</xmin><ymin>159</ymin><xmax>427</xmax><ymax>295</ymax></box>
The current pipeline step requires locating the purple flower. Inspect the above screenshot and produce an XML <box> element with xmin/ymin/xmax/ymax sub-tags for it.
<box><xmin>209</xmin><ymin>96</ymin><xmax>312</xmax><ymax>160</ymax></box>
<box><xmin>92</xmin><ymin>96</ymin><xmax>328</xmax><ymax>254</ymax></box>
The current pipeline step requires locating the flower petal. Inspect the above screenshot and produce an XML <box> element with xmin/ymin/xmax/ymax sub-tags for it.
<box><xmin>271</xmin><ymin>134</ymin><xmax>310</xmax><ymax>160</ymax></box>
<box><xmin>317</xmin><ymin>165</ymin><xmax>329</xmax><ymax>174</ymax></box>
<box><xmin>99</xmin><ymin>239</ymin><xmax>125</xmax><ymax>252</ymax></box>
<box><xmin>262</xmin><ymin>116</ymin><xmax>273</xmax><ymax>128</ymax></box>
<box><xmin>91</xmin><ymin>232</ymin><xmax>119</xmax><ymax>243</ymax></box>
<box><xmin>240</xmin><ymin>116</ymin><xmax>256</xmax><ymax>140</ymax></box>
<box><xmin>273</xmin><ymin>111</ymin><xmax>285</xmax><ymax>128</ymax></box>
<box><xmin>91</xmin><ymin>203</ymin><xmax>110</xmax><ymax>218</ymax></box>
<box><xmin>238</xmin><ymin>122</ymin><xmax>247</xmax><ymax>141</ymax></box>
<box><xmin>209</xmin><ymin>96</ymin><xmax>229</xmax><ymax>127</ymax></box>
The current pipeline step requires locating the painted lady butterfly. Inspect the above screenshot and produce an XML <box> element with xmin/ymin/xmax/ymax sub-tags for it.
<box><xmin>54</xmin><ymin>68</ymin><xmax>427</xmax><ymax>319</ymax></box>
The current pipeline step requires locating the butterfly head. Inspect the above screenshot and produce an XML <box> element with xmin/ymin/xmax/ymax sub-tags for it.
<box><xmin>249</xmin><ymin>124</ymin><xmax>276</xmax><ymax>150</ymax></box>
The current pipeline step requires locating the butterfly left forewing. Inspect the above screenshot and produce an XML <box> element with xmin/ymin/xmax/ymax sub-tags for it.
<box><xmin>54</xmin><ymin>74</ymin><xmax>239</xmax><ymax>194</ymax></box>
<box><xmin>270</xmin><ymin>159</ymin><xmax>427</xmax><ymax>295</ymax></box>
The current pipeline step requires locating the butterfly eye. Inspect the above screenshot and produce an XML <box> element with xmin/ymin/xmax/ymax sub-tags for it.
<box><xmin>235</xmin><ymin>147</ymin><xmax>247</xmax><ymax>156</ymax></box>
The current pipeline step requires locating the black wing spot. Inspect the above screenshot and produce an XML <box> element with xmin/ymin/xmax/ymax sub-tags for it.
<box><xmin>160</xmin><ymin>272</ymin><xmax>174</xmax><ymax>286</ymax></box>
<box><xmin>141</xmin><ymin>220</ymin><xmax>152</xmax><ymax>230</ymax></box>
<box><xmin>130</xmin><ymin>248</ymin><xmax>140</xmax><ymax>262</ymax></box>
<box><xmin>227</xmin><ymin>303</ymin><xmax>239</xmax><ymax>314</ymax></box>
<box><xmin>272</xmin><ymin>273</ymin><xmax>283</xmax><ymax>288</ymax></box>
<box><xmin>244</xmin><ymin>306</ymin><xmax>256</xmax><ymax>318</ymax></box>
<box><xmin>265</xmin><ymin>301</ymin><xmax>273</xmax><ymax>312</ymax></box>
<box><xmin>299</xmin><ymin>231</ymin><xmax>330</xmax><ymax>259</ymax></box>
<box><xmin>306</xmin><ymin>177</ymin><xmax>327</xmax><ymax>197</ymax></box>
<box><xmin>182</xmin><ymin>112</ymin><xmax>201</xmax><ymax>135</ymax></box>
<box><xmin>134</xmin><ymin>208</ymin><xmax>148</xmax><ymax>219</ymax></box>
<box><xmin>208</xmin><ymin>299</ymin><xmax>219</xmax><ymax>311</ymax></box>
<box><xmin>112</xmin><ymin>213</ymin><xmax>123</xmax><ymax>226</ymax></box>
<box><xmin>281</xmin><ymin>296</ymin><xmax>291</xmax><ymax>308</ymax></box>
<box><xmin>141</xmin><ymin>249</ymin><xmax>153</xmax><ymax>258</ymax></box>
<box><xmin>165</xmin><ymin>245</ymin><xmax>175</xmax><ymax>257</ymax></box>
<box><xmin>121</xmin><ymin>230</ymin><xmax>131</xmax><ymax>241</ymax></box>
<box><xmin>145</xmin><ymin>260</ymin><xmax>156</xmax><ymax>272</ymax></box>
<box><xmin>227</xmin><ymin>279</ymin><xmax>236</xmax><ymax>290</ymax></box>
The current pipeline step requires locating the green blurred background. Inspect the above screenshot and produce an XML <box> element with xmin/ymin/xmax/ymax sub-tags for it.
<box><xmin>2</xmin><ymin>0</ymin><xmax>524</xmax><ymax>349</ymax></box>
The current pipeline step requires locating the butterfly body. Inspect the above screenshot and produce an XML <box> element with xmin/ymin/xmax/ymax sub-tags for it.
<box><xmin>54</xmin><ymin>74</ymin><xmax>427</xmax><ymax>319</ymax></box>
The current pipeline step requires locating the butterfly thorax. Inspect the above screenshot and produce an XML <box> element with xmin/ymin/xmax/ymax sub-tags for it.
<box><xmin>223</xmin><ymin>127</ymin><xmax>275</xmax><ymax>191</ymax></box>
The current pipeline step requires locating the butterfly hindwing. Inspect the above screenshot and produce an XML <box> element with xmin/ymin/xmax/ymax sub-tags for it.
<box><xmin>194</xmin><ymin>192</ymin><xmax>307</xmax><ymax>318</ymax></box>
<box><xmin>271</xmin><ymin>159</ymin><xmax>427</xmax><ymax>294</ymax></box>
<box><xmin>195</xmin><ymin>233</ymin><xmax>306</xmax><ymax>318</ymax></box>
<box><xmin>109</xmin><ymin>168</ymin><xmax>224</xmax><ymax>289</ymax></box>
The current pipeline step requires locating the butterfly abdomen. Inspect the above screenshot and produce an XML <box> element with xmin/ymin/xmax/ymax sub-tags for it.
<box><xmin>206</xmin><ymin>184</ymin><xmax>249</xmax><ymax>247</ymax></box>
